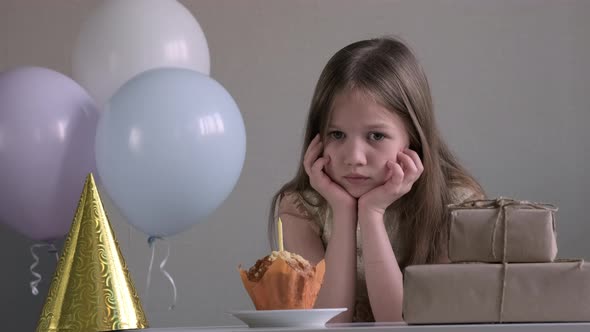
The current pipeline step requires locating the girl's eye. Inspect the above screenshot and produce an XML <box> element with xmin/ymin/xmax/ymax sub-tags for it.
<box><xmin>329</xmin><ymin>131</ymin><xmax>345</xmax><ymax>140</ymax></box>
<box><xmin>369</xmin><ymin>132</ymin><xmax>386</xmax><ymax>141</ymax></box>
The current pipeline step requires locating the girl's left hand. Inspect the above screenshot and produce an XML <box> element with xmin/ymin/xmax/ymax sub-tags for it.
<box><xmin>358</xmin><ymin>148</ymin><xmax>424</xmax><ymax>216</ymax></box>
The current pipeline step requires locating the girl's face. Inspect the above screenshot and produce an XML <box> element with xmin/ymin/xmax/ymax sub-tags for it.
<box><xmin>323</xmin><ymin>89</ymin><xmax>410</xmax><ymax>198</ymax></box>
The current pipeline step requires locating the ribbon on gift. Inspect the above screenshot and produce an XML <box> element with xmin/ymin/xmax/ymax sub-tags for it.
<box><xmin>448</xmin><ymin>197</ymin><xmax>561</xmax><ymax>322</ymax></box>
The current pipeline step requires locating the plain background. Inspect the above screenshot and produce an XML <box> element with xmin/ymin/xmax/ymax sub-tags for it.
<box><xmin>1</xmin><ymin>0</ymin><xmax>589</xmax><ymax>330</ymax></box>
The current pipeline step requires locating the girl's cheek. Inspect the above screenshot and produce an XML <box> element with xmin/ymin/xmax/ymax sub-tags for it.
<box><xmin>379</xmin><ymin>163</ymin><xmax>389</xmax><ymax>181</ymax></box>
<box><xmin>322</xmin><ymin>143</ymin><xmax>333</xmax><ymax>158</ymax></box>
<box><xmin>322</xmin><ymin>147</ymin><xmax>336</xmax><ymax>176</ymax></box>
<box><xmin>325</xmin><ymin>163</ymin><xmax>335</xmax><ymax>178</ymax></box>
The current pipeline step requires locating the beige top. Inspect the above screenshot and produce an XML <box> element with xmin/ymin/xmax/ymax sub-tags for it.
<box><xmin>278</xmin><ymin>187</ymin><xmax>482</xmax><ymax>322</ymax></box>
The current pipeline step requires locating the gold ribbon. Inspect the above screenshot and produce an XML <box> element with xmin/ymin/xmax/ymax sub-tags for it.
<box><xmin>448</xmin><ymin>197</ymin><xmax>559</xmax><ymax>322</ymax></box>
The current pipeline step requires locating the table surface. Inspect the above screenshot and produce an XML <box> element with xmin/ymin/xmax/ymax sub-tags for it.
<box><xmin>139</xmin><ymin>322</ymin><xmax>590</xmax><ymax>332</ymax></box>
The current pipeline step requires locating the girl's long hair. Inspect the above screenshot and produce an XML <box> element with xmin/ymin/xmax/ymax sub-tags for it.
<box><xmin>268</xmin><ymin>36</ymin><xmax>484</xmax><ymax>268</ymax></box>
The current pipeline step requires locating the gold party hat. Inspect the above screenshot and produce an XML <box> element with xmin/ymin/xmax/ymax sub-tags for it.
<box><xmin>36</xmin><ymin>173</ymin><xmax>148</xmax><ymax>332</ymax></box>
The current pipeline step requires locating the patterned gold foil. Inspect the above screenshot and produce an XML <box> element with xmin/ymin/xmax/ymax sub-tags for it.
<box><xmin>36</xmin><ymin>173</ymin><xmax>149</xmax><ymax>332</ymax></box>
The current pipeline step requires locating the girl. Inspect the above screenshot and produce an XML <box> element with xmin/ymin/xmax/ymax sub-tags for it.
<box><xmin>268</xmin><ymin>36</ymin><xmax>485</xmax><ymax>323</ymax></box>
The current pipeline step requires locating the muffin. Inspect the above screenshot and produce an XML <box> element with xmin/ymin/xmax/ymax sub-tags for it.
<box><xmin>239</xmin><ymin>251</ymin><xmax>325</xmax><ymax>310</ymax></box>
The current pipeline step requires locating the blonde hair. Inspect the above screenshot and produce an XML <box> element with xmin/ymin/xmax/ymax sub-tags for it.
<box><xmin>268</xmin><ymin>36</ymin><xmax>484</xmax><ymax>268</ymax></box>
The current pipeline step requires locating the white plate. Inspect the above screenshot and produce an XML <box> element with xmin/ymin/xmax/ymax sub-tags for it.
<box><xmin>227</xmin><ymin>308</ymin><xmax>347</xmax><ymax>328</ymax></box>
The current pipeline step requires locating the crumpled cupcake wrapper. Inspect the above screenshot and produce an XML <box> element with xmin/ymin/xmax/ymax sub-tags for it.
<box><xmin>239</xmin><ymin>258</ymin><xmax>325</xmax><ymax>310</ymax></box>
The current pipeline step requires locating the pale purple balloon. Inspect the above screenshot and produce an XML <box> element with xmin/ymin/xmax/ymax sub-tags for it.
<box><xmin>0</xmin><ymin>66</ymin><xmax>99</xmax><ymax>241</ymax></box>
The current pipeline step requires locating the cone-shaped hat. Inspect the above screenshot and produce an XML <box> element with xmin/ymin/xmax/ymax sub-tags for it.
<box><xmin>36</xmin><ymin>173</ymin><xmax>148</xmax><ymax>331</ymax></box>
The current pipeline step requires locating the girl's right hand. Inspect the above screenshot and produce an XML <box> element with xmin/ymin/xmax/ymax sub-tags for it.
<box><xmin>304</xmin><ymin>134</ymin><xmax>356</xmax><ymax>212</ymax></box>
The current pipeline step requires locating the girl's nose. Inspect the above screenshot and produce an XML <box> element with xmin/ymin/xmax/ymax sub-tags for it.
<box><xmin>343</xmin><ymin>139</ymin><xmax>367</xmax><ymax>166</ymax></box>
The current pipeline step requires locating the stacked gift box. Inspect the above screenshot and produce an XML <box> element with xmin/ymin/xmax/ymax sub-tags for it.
<box><xmin>402</xmin><ymin>197</ymin><xmax>590</xmax><ymax>324</ymax></box>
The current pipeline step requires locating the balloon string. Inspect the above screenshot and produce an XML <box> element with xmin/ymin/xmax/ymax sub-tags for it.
<box><xmin>146</xmin><ymin>236</ymin><xmax>177</xmax><ymax>310</ymax></box>
<box><xmin>29</xmin><ymin>243</ymin><xmax>59</xmax><ymax>296</ymax></box>
<box><xmin>145</xmin><ymin>238</ymin><xmax>157</xmax><ymax>301</ymax></box>
<box><xmin>159</xmin><ymin>239</ymin><xmax>177</xmax><ymax>310</ymax></box>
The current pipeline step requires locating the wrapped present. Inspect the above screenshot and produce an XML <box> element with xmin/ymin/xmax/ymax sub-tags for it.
<box><xmin>403</xmin><ymin>261</ymin><xmax>590</xmax><ymax>324</ymax></box>
<box><xmin>448</xmin><ymin>197</ymin><xmax>558</xmax><ymax>263</ymax></box>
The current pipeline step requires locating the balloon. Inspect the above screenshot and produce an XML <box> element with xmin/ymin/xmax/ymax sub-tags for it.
<box><xmin>95</xmin><ymin>68</ymin><xmax>246</xmax><ymax>237</ymax></box>
<box><xmin>0</xmin><ymin>67</ymin><xmax>99</xmax><ymax>241</ymax></box>
<box><xmin>72</xmin><ymin>0</ymin><xmax>210</xmax><ymax>109</ymax></box>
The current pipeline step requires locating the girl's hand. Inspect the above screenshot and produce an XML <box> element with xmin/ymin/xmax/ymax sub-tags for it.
<box><xmin>358</xmin><ymin>148</ymin><xmax>424</xmax><ymax>216</ymax></box>
<box><xmin>304</xmin><ymin>134</ymin><xmax>356</xmax><ymax>211</ymax></box>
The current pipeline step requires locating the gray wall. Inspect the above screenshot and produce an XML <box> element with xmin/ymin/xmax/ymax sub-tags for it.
<box><xmin>1</xmin><ymin>0</ymin><xmax>589</xmax><ymax>329</ymax></box>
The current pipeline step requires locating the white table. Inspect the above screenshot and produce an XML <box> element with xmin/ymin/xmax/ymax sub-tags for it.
<box><xmin>140</xmin><ymin>322</ymin><xmax>590</xmax><ymax>332</ymax></box>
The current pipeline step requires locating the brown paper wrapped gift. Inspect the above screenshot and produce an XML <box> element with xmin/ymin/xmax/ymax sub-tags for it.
<box><xmin>403</xmin><ymin>261</ymin><xmax>590</xmax><ymax>324</ymax></box>
<box><xmin>448</xmin><ymin>198</ymin><xmax>558</xmax><ymax>263</ymax></box>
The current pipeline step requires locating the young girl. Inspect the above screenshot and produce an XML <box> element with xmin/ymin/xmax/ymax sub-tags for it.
<box><xmin>268</xmin><ymin>36</ymin><xmax>485</xmax><ymax>323</ymax></box>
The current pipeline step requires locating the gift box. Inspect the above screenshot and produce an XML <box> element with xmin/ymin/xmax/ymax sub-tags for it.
<box><xmin>402</xmin><ymin>261</ymin><xmax>590</xmax><ymax>324</ymax></box>
<box><xmin>448</xmin><ymin>198</ymin><xmax>558</xmax><ymax>263</ymax></box>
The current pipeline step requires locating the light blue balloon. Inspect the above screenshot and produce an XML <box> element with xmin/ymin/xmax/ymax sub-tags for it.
<box><xmin>95</xmin><ymin>68</ymin><xmax>246</xmax><ymax>237</ymax></box>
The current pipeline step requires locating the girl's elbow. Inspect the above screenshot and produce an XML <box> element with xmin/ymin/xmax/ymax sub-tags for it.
<box><xmin>374</xmin><ymin>310</ymin><xmax>403</xmax><ymax>322</ymax></box>
<box><xmin>328</xmin><ymin>311</ymin><xmax>353</xmax><ymax>324</ymax></box>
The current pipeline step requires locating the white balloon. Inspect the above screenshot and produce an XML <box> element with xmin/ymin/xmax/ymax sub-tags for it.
<box><xmin>72</xmin><ymin>0</ymin><xmax>210</xmax><ymax>109</ymax></box>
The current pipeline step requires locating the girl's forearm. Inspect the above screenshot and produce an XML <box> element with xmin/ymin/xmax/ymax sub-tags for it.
<box><xmin>359</xmin><ymin>210</ymin><xmax>403</xmax><ymax>322</ymax></box>
<box><xmin>314</xmin><ymin>207</ymin><xmax>357</xmax><ymax>322</ymax></box>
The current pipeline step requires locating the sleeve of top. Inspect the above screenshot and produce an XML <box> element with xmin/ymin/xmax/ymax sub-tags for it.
<box><xmin>450</xmin><ymin>185</ymin><xmax>486</xmax><ymax>204</ymax></box>
<box><xmin>278</xmin><ymin>191</ymin><xmax>322</xmax><ymax>237</ymax></box>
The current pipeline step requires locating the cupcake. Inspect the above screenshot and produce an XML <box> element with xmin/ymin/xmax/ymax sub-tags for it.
<box><xmin>239</xmin><ymin>250</ymin><xmax>325</xmax><ymax>310</ymax></box>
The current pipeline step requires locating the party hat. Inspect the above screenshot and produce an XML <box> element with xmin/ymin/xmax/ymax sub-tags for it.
<box><xmin>36</xmin><ymin>173</ymin><xmax>148</xmax><ymax>332</ymax></box>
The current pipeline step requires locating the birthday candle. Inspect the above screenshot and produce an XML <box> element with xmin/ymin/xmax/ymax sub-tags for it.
<box><xmin>278</xmin><ymin>217</ymin><xmax>284</xmax><ymax>252</ymax></box>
